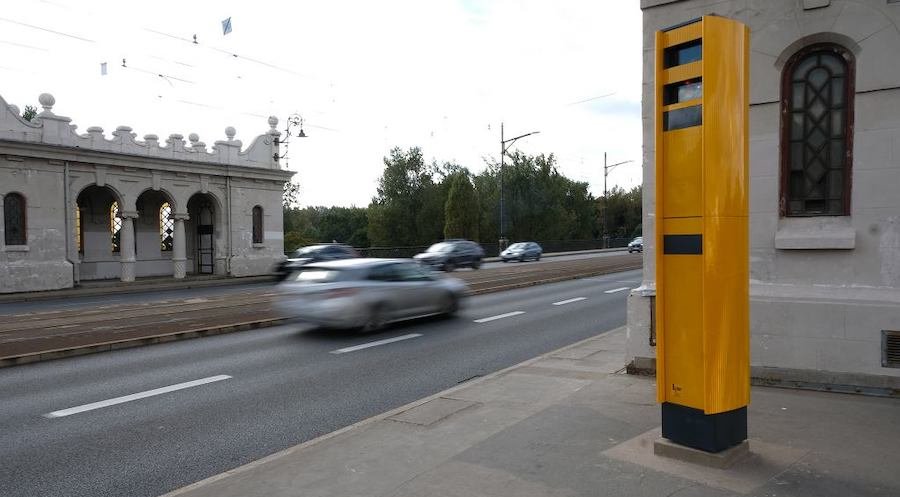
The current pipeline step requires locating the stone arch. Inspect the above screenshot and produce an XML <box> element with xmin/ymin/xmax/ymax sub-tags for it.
<box><xmin>185</xmin><ymin>191</ymin><xmax>225</xmax><ymax>275</ymax></box>
<box><xmin>775</xmin><ymin>32</ymin><xmax>861</xmax><ymax>70</ymax></box>
<box><xmin>75</xmin><ymin>184</ymin><xmax>128</xmax><ymax>280</ymax></box>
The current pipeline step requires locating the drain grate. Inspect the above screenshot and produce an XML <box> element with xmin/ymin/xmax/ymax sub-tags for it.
<box><xmin>883</xmin><ymin>330</ymin><xmax>900</xmax><ymax>368</ymax></box>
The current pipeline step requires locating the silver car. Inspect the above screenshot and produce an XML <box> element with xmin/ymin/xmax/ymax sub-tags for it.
<box><xmin>275</xmin><ymin>258</ymin><xmax>469</xmax><ymax>331</ymax></box>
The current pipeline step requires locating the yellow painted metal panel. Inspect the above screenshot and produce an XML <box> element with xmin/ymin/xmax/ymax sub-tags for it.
<box><xmin>654</xmin><ymin>29</ymin><xmax>668</xmax><ymax>401</ymax></box>
<box><xmin>661</xmin><ymin>252</ymin><xmax>704</xmax><ymax>409</ymax></box>
<box><xmin>661</xmin><ymin>127</ymin><xmax>702</xmax><ymax>218</ymax></box>
<box><xmin>702</xmin><ymin>17</ymin><xmax>750</xmax><ymax>218</ymax></box>
<box><xmin>703</xmin><ymin>216</ymin><xmax>749</xmax><ymax>413</ymax></box>
<box><xmin>661</xmin><ymin>217</ymin><xmax>703</xmax><ymax>234</ymax></box>
<box><xmin>661</xmin><ymin>21</ymin><xmax>701</xmax><ymax>47</ymax></box>
<box><xmin>662</xmin><ymin>61</ymin><xmax>702</xmax><ymax>85</ymax></box>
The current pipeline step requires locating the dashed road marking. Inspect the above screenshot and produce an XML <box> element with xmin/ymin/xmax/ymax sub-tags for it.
<box><xmin>552</xmin><ymin>297</ymin><xmax>587</xmax><ymax>306</ymax></box>
<box><xmin>331</xmin><ymin>333</ymin><xmax>423</xmax><ymax>354</ymax></box>
<box><xmin>44</xmin><ymin>375</ymin><xmax>232</xmax><ymax>418</ymax></box>
<box><xmin>604</xmin><ymin>287</ymin><xmax>630</xmax><ymax>294</ymax></box>
<box><xmin>474</xmin><ymin>311</ymin><xmax>525</xmax><ymax>323</ymax></box>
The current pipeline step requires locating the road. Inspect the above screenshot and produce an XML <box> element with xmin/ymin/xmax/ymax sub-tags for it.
<box><xmin>0</xmin><ymin>268</ymin><xmax>641</xmax><ymax>497</ymax></box>
<box><xmin>1</xmin><ymin>250</ymin><xmax>629</xmax><ymax>315</ymax></box>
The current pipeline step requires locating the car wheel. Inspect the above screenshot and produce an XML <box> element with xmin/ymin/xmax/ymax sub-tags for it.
<box><xmin>472</xmin><ymin>259</ymin><xmax>482</xmax><ymax>270</ymax></box>
<box><xmin>442</xmin><ymin>293</ymin><xmax>459</xmax><ymax>316</ymax></box>
<box><xmin>519</xmin><ymin>255</ymin><xmax>525</xmax><ymax>262</ymax></box>
<box><xmin>444</xmin><ymin>262</ymin><xmax>455</xmax><ymax>272</ymax></box>
<box><xmin>535</xmin><ymin>254</ymin><xmax>541</xmax><ymax>261</ymax></box>
<box><xmin>362</xmin><ymin>304</ymin><xmax>388</xmax><ymax>332</ymax></box>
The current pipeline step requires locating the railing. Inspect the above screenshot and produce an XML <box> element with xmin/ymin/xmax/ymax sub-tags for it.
<box><xmin>352</xmin><ymin>238</ymin><xmax>633</xmax><ymax>259</ymax></box>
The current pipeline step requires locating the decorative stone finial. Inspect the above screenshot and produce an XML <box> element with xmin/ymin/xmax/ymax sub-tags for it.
<box><xmin>38</xmin><ymin>93</ymin><xmax>55</xmax><ymax>111</ymax></box>
<box><xmin>87</xmin><ymin>126</ymin><xmax>103</xmax><ymax>133</ymax></box>
<box><xmin>189</xmin><ymin>133</ymin><xmax>199</xmax><ymax>143</ymax></box>
<box><xmin>268</xmin><ymin>116</ymin><xmax>278</xmax><ymax>130</ymax></box>
<box><xmin>115</xmin><ymin>125</ymin><xmax>133</xmax><ymax>133</ymax></box>
<box><xmin>225</xmin><ymin>126</ymin><xmax>236</xmax><ymax>140</ymax></box>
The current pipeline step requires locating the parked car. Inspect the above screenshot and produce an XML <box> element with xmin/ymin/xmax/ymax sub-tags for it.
<box><xmin>413</xmin><ymin>240</ymin><xmax>484</xmax><ymax>271</ymax></box>
<box><xmin>627</xmin><ymin>237</ymin><xmax>643</xmax><ymax>253</ymax></box>
<box><xmin>501</xmin><ymin>242</ymin><xmax>543</xmax><ymax>262</ymax></box>
<box><xmin>275</xmin><ymin>258</ymin><xmax>469</xmax><ymax>331</ymax></box>
<box><xmin>273</xmin><ymin>244</ymin><xmax>359</xmax><ymax>281</ymax></box>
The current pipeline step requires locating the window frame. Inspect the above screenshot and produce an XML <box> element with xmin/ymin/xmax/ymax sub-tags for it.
<box><xmin>3</xmin><ymin>192</ymin><xmax>27</xmax><ymax>246</ymax></box>
<box><xmin>779</xmin><ymin>42</ymin><xmax>855</xmax><ymax>217</ymax></box>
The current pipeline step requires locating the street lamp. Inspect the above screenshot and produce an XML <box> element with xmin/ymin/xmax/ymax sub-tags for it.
<box><xmin>274</xmin><ymin>113</ymin><xmax>307</xmax><ymax>167</ymax></box>
<box><xmin>499</xmin><ymin>122</ymin><xmax>539</xmax><ymax>250</ymax></box>
<box><xmin>602</xmin><ymin>152</ymin><xmax>633</xmax><ymax>247</ymax></box>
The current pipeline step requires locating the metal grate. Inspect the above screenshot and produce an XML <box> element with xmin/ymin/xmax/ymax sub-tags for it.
<box><xmin>883</xmin><ymin>330</ymin><xmax>900</xmax><ymax>368</ymax></box>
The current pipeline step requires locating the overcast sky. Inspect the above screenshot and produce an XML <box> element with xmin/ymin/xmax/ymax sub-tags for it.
<box><xmin>2</xmin><ymin>0</ymin><xmax>642</xmax><ymax>207</ymax></box>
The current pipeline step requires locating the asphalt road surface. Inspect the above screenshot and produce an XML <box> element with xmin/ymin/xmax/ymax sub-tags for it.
<box><xmin>0</xmin><ymin>268</ymin><xmax>642</xmax><ymax>497</ymax></box>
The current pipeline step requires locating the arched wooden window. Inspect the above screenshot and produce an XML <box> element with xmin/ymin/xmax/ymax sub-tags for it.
<box><xmin>252</xmin><ymin>205</ymin><xmax>264</xmax><ymax>244</ymax></box>
<box><xmin>781</xmin><ymin>43</ymin><xmax>854</xmax><ymax>216</ymax></box>
<box><xmin>160</xmin><ymin>202</ymin><xmax>173</xmax><ymax>251</ymax></box>
<box><xmin>110</xmin><ymin>201</ymin><xmax>121</xmax><ymax>253</ymax></box>
<box><xmin>4</xmin><ymin>193</ymin><xmax>26</xmax><ymax>245</ymax></box>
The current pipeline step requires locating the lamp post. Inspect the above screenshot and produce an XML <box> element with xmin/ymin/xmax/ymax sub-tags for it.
<box><xmin>274</xmin><ymin>113</ymin><xmax>307</xmax><ymax>167</ymax></box>
<box><xmin>602</xmin><ymin>152</ymin><xmax>633</xmax><ymax>248</ymax></box>
<box><xmin>499</xmin><ymin>122</ymin><xmax>539</xmax><ymax>251</ymax></box>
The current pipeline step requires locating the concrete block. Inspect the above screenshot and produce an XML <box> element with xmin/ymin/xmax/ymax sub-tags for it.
<box><xmin>752</xmin><ymin>299</ymin><xmax>846</xmax><ymax>339</ymax></box>
<box><xmin>815</xmin><ymin>337</ymin><xmax>887</xmax><ymax>375</ymax></box>
<box><xmin>774</xmin><ymin>217</ymin><xmax>856</xmax><ymax>250</ymax></box>
<box><xmin>751</xmin><ymin>333</ymin><xmax>821</xmax><ymax>370</ymax></box>
<box><xmin>830</xmin><ymin>2</ymin><xmax>892</xmax><ymax>43</ymax></box>
<box><xmin>653</xmin><ymin>438</ymin><xmax>750</xmax><ymax>469</ymax></box>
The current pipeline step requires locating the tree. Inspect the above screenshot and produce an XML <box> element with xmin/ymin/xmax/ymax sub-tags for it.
<box><xmin>368</xmin><ymin>147</ymin><xmax>446</xmax><ymax>246</ymax></box>
<box><xmin>22</xmin><ymin>105</ymin><xmax>37</xmax><ymax>122</ymax></box>
<box><xmin>444</xmin><ymin>172</ymin><xmax>479</xmax><ymax>240</ymax></box>
<box><xmin>283</xmin><ymin>180</ymin><xmax>301</xmax><ymax>208</ymax></box>
<box><xmin>599</xmin><ymin>185</ymin><xmax>642</xmax><ymax>239</ymax></box>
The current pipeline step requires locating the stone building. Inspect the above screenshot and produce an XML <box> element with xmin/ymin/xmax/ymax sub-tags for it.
<box><xmin>0</xmin><ymin>92</ymin><xmax>293</xmax><ymax>294</ymax></box>
<box><xmin>628</xmin><ymin>0</ymin><xmax>900</xmax><ymax>388</ymax></box>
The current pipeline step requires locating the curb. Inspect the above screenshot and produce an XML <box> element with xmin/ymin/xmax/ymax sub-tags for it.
<box><xmin>1</xmin><ymin>264</ymin><xmax>642</xmax><ymax>368</ymax></box>
<box><xmin>160</xmin><ymin>325</ymin><xmax>628</xmax><ymax>497</ymax></box>
<box><xmin>0</xmin><ymin>317</ymin><xmax>289</xmax><ymax>368</ymax></box>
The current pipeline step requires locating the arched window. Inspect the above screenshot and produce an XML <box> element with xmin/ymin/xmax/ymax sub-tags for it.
<box><xmin>160</xmin><ymin>202</ymin><xmax>173</xmax><ymax>251</ymax></box>
<box><xmin>252</xmin><ymin>205</ymin><xmax>264</xmax><ymax>244</ymax></box>
<box><xmin>4</xmin><ymin>193</ymin><xmax>26</xmax><ymax>245</ymax></box>
<box><xmin>110</xmin><ymin>201</ymin><xmax>121</xmax><ymax>253</ymax></box>
<box><xmin>781</xmin><ymin>43</ymin><xmax>854</xmax><ymax>216</ymax></box>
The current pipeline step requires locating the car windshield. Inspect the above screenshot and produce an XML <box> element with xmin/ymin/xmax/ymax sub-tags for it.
<box><xmin>288</xmin><ymin>268</ymin><xmax>343</xmax><ymax>283</ymax></box>
<box><xmin>426</xmin><ymin>242</ymin><xmax>455</xmax><ymax>253</ymax></box>
<box><xmin>508</xmin><ymin>243</ymin><xmax>526</xmax><ymax>250</ymax></box>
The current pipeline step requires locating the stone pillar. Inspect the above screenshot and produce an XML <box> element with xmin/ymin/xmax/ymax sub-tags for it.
<box><xmin>119</xmin><ymin>212</ymin><xmax>138</xmax><ymax>282</ymax></box>
<box><xmin>172</xmin><ymin>213</ymin><xmax>188</xmax><ymax>279</ymax></box>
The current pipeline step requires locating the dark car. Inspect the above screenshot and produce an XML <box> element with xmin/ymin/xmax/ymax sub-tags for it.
<box><xmin>500</xmin><ymin>242</ymin><xmax>543</xmax><ymax>262</ymax></box>
<box><xmin>274</xmin><ymin>244</ymin><xmax>359</xmax><ymax>280</ymax></box>
<box><xmin>413</xmin><ymin>240</ymin><xmax>484</xmax><ymax>272</ymax></box>
<box><xmin>627</xmin><ymin>237</ymin><xmax>643</xmax><ymax>253</ymax></box>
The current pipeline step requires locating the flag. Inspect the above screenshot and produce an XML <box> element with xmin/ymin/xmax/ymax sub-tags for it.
<box><xmin>222</xmin><ymin>17</ymin><xmax>232</xmax><ymax>35</ymax></box>
<box><xmin>100</xmin><ymin>62</ymin><xmax>107</xmax><ymax>75</ymax></box>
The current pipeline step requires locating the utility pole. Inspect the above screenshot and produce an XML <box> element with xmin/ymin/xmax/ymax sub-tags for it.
<box><xmin>499</xmin><ymin>123</ymin><xmax>539</xmax><ymax>251</ymax></box>
<box><xmin>602</xmin><ymin>152</ymin><xmax>633</xmax><ymax>248</ymax></box>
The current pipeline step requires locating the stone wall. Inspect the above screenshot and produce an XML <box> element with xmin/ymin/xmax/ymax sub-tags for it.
<box><xmin>631</xmin><ymin>0</ymin><xmax>900</xmax><ymax>385</ymax></box>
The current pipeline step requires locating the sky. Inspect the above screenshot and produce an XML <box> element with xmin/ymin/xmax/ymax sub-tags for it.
<box><xmin>1</xmin><ymin>0</ymin><xmax>643</xmax><ymax>207</ymax></box>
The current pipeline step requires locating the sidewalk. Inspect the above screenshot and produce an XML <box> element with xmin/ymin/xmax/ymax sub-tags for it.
<box><xmin>163</xmin><ymin>327</ymin><xmax>900</xmax><ymax>497</ymax></box>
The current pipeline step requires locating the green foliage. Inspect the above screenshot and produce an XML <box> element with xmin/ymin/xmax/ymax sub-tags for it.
<box><xmin>444</xmin><ymin>172</ymin><xmax>479</xmax><ymax>240</ymax></box>
<box><xmin>599</xmin><ymin>185</ymin><xmax>642</xmax><ymax>239</ymax></box>
<box><xmin>22</xmin><ymin>105</ymin><xmax>37</xmax><ymax>122</ymax></box>
<box><xmin>474</xmin><ymin>153</ymin><xmax>595</xmax><ymax>243</ymax></box>
<box><xmin>367</xmin><ymin>147</ymin><xmax>450</xmax><ymax>246</ymax></box>
<box><xmin>283</xmin><ymin>180</ymin><xmax>301</xmax><ymax>209</ymax></box>
<box><xmin>283</xmin><ymin>206</ymin><xmax>369</xmax><ymax>252</ymax></box>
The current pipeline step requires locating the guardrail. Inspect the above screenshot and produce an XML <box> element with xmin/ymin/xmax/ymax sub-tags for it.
<box><xmin>353</xmin><ymin>238</ymin><xmax>633</xmax><ymax>258</ymax></box>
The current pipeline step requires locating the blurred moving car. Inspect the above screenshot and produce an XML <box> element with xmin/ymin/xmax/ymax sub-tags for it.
<box><xmin>275</xmin><ymin>258</ymin><xmax>469</xmax><ymax>331</ymax></box>
<box><xmin>627</xmin><ymin>237</ymin><xmax>643</xmax><ymax>253</ymax></box>
<box><xmin>500</xmin><ymin>242</ymin><xmax>543</xmax><ymax>262</ymax></box>
<box><xmin>413</xmin><ymin>240</ymin><xmax>484</xmax><ymax>271</ymax></box>
<box><xmin>274</xmin><ymin>244</ymin><xmax>359</xmax><ymax>281</ymax></box>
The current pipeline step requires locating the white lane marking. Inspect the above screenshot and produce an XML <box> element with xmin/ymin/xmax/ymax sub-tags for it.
<box><xmin>331</xmin><ymin>333</ymin><xmax>422</xmax><ymax>354</ymax></box>
<box><xmin>474</xmin><ymin>311</ymin><xmax>525</xmax><ymax>323</ymax></box>
<box><xmin>44</xmin><ymin>375</ymin><xmax>232</xmax><ymax>418</ymax></box>
<box><xmin>604</xmin><ymin>287</ymin><xmax>631</xmax><ymax>294</ymax></box>
<box><xmin>552</xmin><ymin>297</ymin><xmax>587</xmax><ymax>306</ymax></box>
